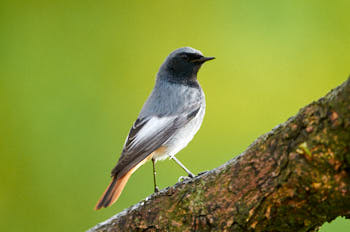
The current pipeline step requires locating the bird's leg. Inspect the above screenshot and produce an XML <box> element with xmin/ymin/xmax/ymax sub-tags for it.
<box><xmin>152</xmin><ymin>158</ymin><xmax>159</xmax><ymax>193</ymax></box>
<box><xmin>171</xmin><ymin>156</ymin><xmax>195</xmax><ymax>178</ymax></box>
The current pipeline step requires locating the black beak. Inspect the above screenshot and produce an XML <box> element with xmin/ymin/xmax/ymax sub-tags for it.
<box><xmin>191</xmin><ymin>56</ymin><xmax>215</xmax><ymax>63</ymax></box>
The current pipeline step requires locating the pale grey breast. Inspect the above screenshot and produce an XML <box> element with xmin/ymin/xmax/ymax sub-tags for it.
<box><xmin>139</xmin><ymin>79</ymin><xmax>205</xmax><ymax>160</ymax></box>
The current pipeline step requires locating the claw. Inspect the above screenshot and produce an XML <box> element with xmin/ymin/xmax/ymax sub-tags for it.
<box><xmin>197</xmin><ymin>170</ymin><xmax>209</xmax><ymax>176</ymax></box>
<box><xmin>178</xmin><ymin>176</ymin><xmax>191</xmax><ymax>182</ymax></box>
<box><xmin>154</xmin><ymin>186</ymin><xmax>159</xmax><ymax>193</ymax></box>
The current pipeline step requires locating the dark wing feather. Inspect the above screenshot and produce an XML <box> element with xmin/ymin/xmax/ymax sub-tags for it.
<box><xmin>111</xmin><ymin>106</ymin><xmax>201</xmax><ymax>178</ymax></box>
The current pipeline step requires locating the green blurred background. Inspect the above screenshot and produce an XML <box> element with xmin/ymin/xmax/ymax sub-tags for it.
<box><xmin>1</xmin><ymin>0</ymin><xmax>349</xmax><ymax>231</ymax></box>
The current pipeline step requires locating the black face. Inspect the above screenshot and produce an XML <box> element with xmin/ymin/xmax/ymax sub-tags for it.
<box><xmin>159</xmin><ymin>48</ymin><xmax>214</xmax><ymax>86</ymax></box>
<box><xmin>166</xmin><ymin>52</ymin><xmax>208</xmax><ymax>79</ymax></box>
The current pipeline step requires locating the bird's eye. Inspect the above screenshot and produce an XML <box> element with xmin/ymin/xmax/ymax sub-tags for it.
<box><xmin>192</xmin><ymin>54</ymin><xmax>203</xmax><ymax>59</ymax></box>
<box><xmin>180</xmin><ymin>53</ymin><xmax>189</xmax><ymax>59</ymax></box>
<box><xmin>179</xmin><ymin>53</ymin><xmax>203</xmax><ymax>61</ymax></box>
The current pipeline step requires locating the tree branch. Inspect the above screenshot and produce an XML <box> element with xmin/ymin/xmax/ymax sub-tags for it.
<box><xmin>88</xmin><ymin>77</ymin><xmax>350</xmax><ymax>232</ymax></box>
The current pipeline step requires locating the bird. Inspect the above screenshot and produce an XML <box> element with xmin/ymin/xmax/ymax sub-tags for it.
<box><xmin>95</xmin><ymin>47</ymin><xmax>214</xmax><ymax>210</ymax></box>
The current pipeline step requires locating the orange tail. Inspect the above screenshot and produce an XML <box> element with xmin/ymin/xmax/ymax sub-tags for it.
<box><xmin>95</xmin><ymin>154</ymin><xmax>153</xmax><ymax>210</ymax></box>
<box><xmin>94</xmin><ymin>172</ymin><xmax>132</xmax><ymax>210</ymax></box>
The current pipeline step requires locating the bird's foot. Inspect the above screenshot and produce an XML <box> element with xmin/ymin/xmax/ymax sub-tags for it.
<box><xmin>188</xmin><ymin>173</ymin><xmax>195</xmax><ymax>178</ymax></box>
<box><xmin>178</xmin><ymin>176</ymin><xmax>191</xmax><ymax>182</ymax></box>
<box><xmin>154</xmin><ymin>186</ymin><xmax>159</xmax><ymax>193</ymax></box>
<box><xmin>197</xmin><ymin>170</ymin><xmax>209</xmax><ymax>176</ymax></box>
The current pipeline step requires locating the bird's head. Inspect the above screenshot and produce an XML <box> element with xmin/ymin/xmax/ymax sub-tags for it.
<box><xmin>158</xmin><ymin>47</ymin><xmax>214</xmax><ymax>84</ymax></box>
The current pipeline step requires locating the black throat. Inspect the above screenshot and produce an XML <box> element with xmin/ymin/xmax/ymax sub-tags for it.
<box><xmin>163</xmin><ymin>72</ymin><xmax>200</xmax><ymax>88</ymax></box>
<box><xmin>162</xmin><ymin>64</ymin><xmax>201</xmax><ymax>88</ymax></box>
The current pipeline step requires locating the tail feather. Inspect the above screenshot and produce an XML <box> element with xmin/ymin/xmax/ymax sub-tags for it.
<box><xmin>95</xmin><ymin>171</ymin><xmax>133</xmax><ymax>210</ymax></box>
<box><xmin>95</xmin><ymin>154</ymin><xmax>153</xmax><ymax>210</ymax></box>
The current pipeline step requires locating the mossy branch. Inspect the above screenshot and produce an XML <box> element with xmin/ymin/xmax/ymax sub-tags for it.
<box><xmin>88</xmin><ymin>77</ymin><xmax>350</xmax><ymax>232</ymax></box>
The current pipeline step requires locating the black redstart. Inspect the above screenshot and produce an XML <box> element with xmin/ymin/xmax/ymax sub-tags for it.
<box><xmin>95</xmin><ymin>47</ymin><xmax>214</xmax><ymax>210</ymax></box>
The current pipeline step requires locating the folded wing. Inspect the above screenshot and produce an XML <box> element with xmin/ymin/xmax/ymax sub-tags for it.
<box><xmin>111</xmin><ymin>106</ymin><xmax>201</xmax><ymax>178</ymax></box>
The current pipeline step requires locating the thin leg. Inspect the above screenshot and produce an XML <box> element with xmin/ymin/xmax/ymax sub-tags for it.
<box><xmin>152</xmin><ymin>158</ymin><xmax>159</xmax><ymax>192</ymax></box>
<box><xmin>171</xmin><ymin>156</ymin><xmax>195</xmax><ymax>178</ymax></box>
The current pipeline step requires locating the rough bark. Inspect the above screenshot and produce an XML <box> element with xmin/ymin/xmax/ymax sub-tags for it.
<box><xmin>88</xmin><ymin>77</ymin><xmax>350</xmax><ymax>232</ymax></box>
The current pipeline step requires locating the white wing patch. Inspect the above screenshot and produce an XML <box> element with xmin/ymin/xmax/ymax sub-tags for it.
<box><xmin>127</xmin><ymin>116</ymin><xmax>175</xmax><ymax>149</ymax></box>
